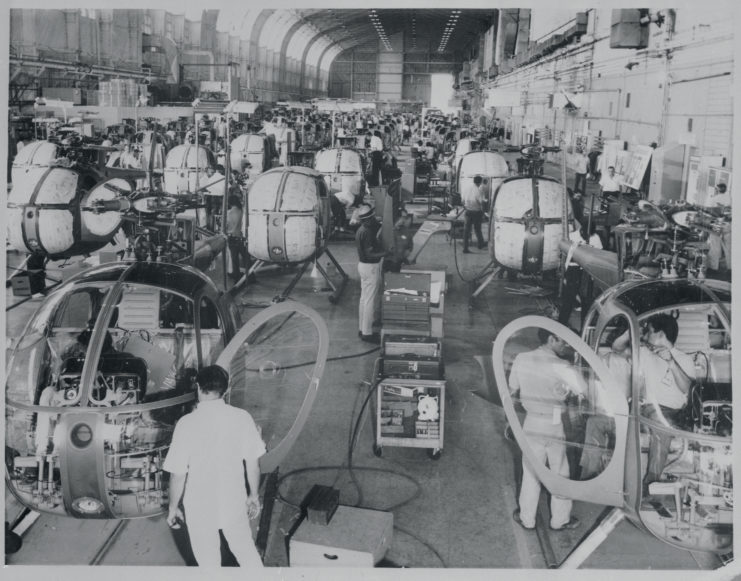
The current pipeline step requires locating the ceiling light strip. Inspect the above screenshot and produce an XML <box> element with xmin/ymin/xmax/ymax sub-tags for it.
<box><xmin>438</xmin><ymin>9</ymin><xmax>461</xmax><ymax>52</ymax></box>
<box><xmin>369</xmin><ymin>9</ymin><xmax>392</xmax><ymax>50</ymax></box>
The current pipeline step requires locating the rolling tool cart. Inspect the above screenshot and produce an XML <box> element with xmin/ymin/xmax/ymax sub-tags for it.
<box><xmin>373</xmin><ymin>269</ymin><xmax>446</xmax><ymax>459</ymax></box>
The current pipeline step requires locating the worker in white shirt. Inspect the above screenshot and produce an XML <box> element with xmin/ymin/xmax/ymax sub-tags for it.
<box><xmin>461</xmin><ymin>175</ymin><xmax>487</xmax><ymax>253</ymax></box>
<box><xmin>599</xmin><ymin>166</ymin><xmax>621</xmax><ymax>200</ymax></box>
<box><xmin>369</xmin><ymin>131</ymin><xmax>385</xmax><ymax>186</ymax></box>
<box><xmin>120</xmin><ymin>142</ymin><xmax>141</xmax><ymax>169</ymax></box>
<box><xmin>573</xmin><ymin>150</ymin><xmax>589</xmax><ymax>195</ymax></box>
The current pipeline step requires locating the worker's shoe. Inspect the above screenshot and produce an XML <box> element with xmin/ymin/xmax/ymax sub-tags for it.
<box><xmin>550</xmin><ymin>516</ymin><xmax>580</xmax><ymax>531</ymax></box>
<box><xmin>361</xmin><ymin>333</ymin><xmax>380</xmax><ymax>344</ymax></box>
<box><xmin>462</xmin><ymin>249</ymin><xmax>471</xmax><ymax>254</ymax></box>
<box><xmin>512</xmin><ymin>510</ymin><xmax>535</xmax><ymax>531</ymax></box>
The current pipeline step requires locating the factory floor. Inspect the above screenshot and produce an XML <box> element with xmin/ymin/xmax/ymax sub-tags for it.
<box><xmin>4</xmin><ymin>143</ymin><xmax>728</xmax><ymax>576</ymax></box>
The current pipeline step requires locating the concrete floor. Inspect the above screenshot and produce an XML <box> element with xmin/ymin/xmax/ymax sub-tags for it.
<box><xmin>4</xmin><ymin>143</ymin><xmax>731</xmax><ymax>576</ymax></box>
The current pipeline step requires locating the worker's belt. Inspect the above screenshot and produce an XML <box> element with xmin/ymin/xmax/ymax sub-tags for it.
<box><xmin>359</xmin><ymin>259</ymin><xmax>381</xmax><ymax>264</ymax></box>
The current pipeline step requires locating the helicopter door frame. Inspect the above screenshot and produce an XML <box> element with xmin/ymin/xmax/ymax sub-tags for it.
<box><xmin>215</xmin><ymin>300</ymin><xmax>329</xmax><ymax>474</ymax></box>
<box><xmin>493</xmin><ymin>315</ymin><xmax>629</xmax><ymax>507</ymax></box>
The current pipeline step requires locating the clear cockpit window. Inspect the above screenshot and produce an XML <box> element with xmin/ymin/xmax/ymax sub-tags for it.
<box><xmin>6</xmin><ymin>283</ymin><xmax>115</xmax><ymax>406</ymax></box>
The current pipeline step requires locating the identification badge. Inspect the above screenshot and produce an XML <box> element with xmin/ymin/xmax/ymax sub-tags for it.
<box><xmin>552</xmin><ymin>406</ymin><xmax>562</xmax><ymax>425</ymax></box>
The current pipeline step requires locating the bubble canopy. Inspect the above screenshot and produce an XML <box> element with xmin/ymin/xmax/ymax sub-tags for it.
<box><xmin>5</xmin><ymin>261</ymin><xmax>329</xmax><ymax>518</ymax></box>
<box><xmin>494</xmin><ymin>274</ymin><xmax>734</xmax><ymax>553</ymax></box>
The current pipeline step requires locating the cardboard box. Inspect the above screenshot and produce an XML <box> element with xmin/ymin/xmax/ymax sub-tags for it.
<box><xmin>10</xmin><ymin>271</ymin><xmax>44</xmax><ymax>296</ymax></box>
<box><xmin>290</xmin><ymin>505</ymin><xmax>393</xmax><ymax>567</ymax></box>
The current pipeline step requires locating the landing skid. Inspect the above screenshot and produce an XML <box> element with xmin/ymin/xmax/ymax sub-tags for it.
<box><xmin>559</xmin><ymin>508</ymin><xmax>626</xmax><ymax>568</ymax></box>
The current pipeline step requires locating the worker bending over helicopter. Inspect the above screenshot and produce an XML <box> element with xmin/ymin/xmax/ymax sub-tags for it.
<box><xmin>582</xmin><ymin>314</ymin><xmax>695</xmax><ymax>494</ymax></box>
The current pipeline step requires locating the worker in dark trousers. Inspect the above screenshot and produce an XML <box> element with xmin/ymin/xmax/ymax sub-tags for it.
<box><xmin>226</xmin><ymin>194</ymin><xmax>253</xmax><ymax>284</ymax></box>
<box><xmin>559</xmin><ymin>220</ymin><xmax>602</xmax><ymax>327</ymax></box>
<box><xmin>461</xmin><ymin>175</ymin><xmax>486</xmax><ymax>253</ymax></box>
<box><xmin>369</xmin><ymin>131</ymin><xmax>385</xmax><ymax>187</ymax></box>
<box><xmin>355</xmin><ymin>205</ymin><xmax>390</xmax><ymax>343</ymax></box>
<box><xmin>573</xmin><ymin>150</ymin><xmax>589</xmax><ymax>195</ymax></box>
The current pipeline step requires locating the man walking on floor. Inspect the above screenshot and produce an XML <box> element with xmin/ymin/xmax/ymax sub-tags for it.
<box><xmin>164</xmin><ymin>365</ymin><xmax>265</xmax><ymax>567</ymax></box>
<box><xmin>461</xmin><ymin>175</ymin><xmax>487</xmax><ymax>253</ymax></box>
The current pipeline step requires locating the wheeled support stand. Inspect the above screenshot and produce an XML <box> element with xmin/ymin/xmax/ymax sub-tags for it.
<box><xmin>248</xmin><ymin>247</ymin><xmax>349</xmax><ymax>304</ymax></box>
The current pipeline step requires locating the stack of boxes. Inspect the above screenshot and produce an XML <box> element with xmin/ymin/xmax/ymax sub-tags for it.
<box><xmin>98</xmin><ymin>79</ymin><xmax>149</xmax><ymax>107</ymax></box>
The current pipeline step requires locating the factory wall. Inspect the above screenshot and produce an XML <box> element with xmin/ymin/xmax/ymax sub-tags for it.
<box><xmin>482</xmin><ymin>7</ymin><xmax>733</xmax><ymax>186</ymax></box>
<box><xmin>328</xmin><ymin>33</ymin><xmax>458</xmax><ymax>106</ymax></box>
<box><xmin>9</xmin><ymin>8</ymin><xmax>331</xmax><ymax>107</ymax></box>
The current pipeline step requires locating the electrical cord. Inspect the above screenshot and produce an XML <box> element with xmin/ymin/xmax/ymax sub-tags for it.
<box><xmin>243</xmin><ymin>345</ymin><xmax>380</xmax><ymax>373</ymax></box>
<box><xmin>449</xmin><ymin>223</ymin><xmax>498</xmax><ymax>284</ymax></box>
<box><xmin>272</xmin><ymin>371</ymin><xmax>445</xmax><ymax>566</ymax></box>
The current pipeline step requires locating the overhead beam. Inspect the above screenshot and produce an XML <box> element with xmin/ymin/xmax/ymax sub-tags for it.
<box><xmin>279</xmin><ymin>20</ymin><xmax>308</xmax><ymax>94</ymax></box>
<box><xmin>299</xmin><ymin>13</ymin><xmax>374</xmax><ymax>92</ymax></box>
<box><xmin>249</xmin><ymin>9</ymin><xmax>275</xmax><ymax>94</ymax></box>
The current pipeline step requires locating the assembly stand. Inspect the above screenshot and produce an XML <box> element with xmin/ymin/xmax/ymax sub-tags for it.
<box><xmin>247</xmin><ymin>246</ymin><xmax>349</xmax><ymax>304</ymax></box>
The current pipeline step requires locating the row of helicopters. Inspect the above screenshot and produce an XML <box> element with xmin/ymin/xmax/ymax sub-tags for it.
<box><xmin>5</xmin><ymin>111</ymin><xmax>733</xmax><ymax>565</ymax></box>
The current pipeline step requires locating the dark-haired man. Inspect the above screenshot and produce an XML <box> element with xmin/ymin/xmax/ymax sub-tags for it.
<box><xmin>509</xmin><ymin>328</ymin><xmax>585</xmax><ymax>531</ymax></box>
<box><xmin>164</xmin><ymin>365</ymin><xmax>265</xmax><ymax>567</ymax></box>
<box><xmin>612</xmin><ymin>313</ymin><xmax>695</xmax><ymax>491</ymax></box>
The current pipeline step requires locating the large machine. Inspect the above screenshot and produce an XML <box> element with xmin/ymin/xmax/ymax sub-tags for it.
<box><xmin>247</xmin><ymin>166</ymin><xmax>349</xmax><ymax>303</ymax></box>
<box><xmin>5</xmin><ymin>261</ymin><xmax>329</xmax><ymax>519</ymax></box>
<box><xmin>313</xmin><ymin>146</ymin><xmax>368</xmax><ymax>204</ymax></box>
<box><xmin>7</xmin><ymin>169</ymin><xmax>124</xmax><ymax>260</ymax></box>
<box><xmin>492</xmin><ymin>276</ymin><xmax>732</xmax><ymax>565</ymax></box>
<box><xmin>229</xmin><ymin>133</ymin><xmax>277</xmax><ymax>177</ymax></box>
<box><xmin>563</xmin><ymin>199</ymin><xmax>731</xmax><ymax>294</ymax></box>
<box><xmin>469</xmin><ymin>174</ymin><xmax>572</xmax><ymax>302</ymax></box>
<box><xmin>163</xmin><ymin>143</ymin><xmax>217</xmax><ymax>196</ymax></box>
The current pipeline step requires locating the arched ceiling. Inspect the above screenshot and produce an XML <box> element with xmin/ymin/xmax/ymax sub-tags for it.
<box><xmin>215</xmin><ymin>8</ymin><xmax>496</xmax><ymax>68</ymax></box>
<box><xmin>294</xmin><ymin>8</ymin><xmax>496</xmax><ymax>56</ymax></box>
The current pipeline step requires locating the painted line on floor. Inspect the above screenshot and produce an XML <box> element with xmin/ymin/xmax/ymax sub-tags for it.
<box><xmin>504</xmin><ymin>485</ymin><xmax>534</xmax><ymax>568</ymax></box>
